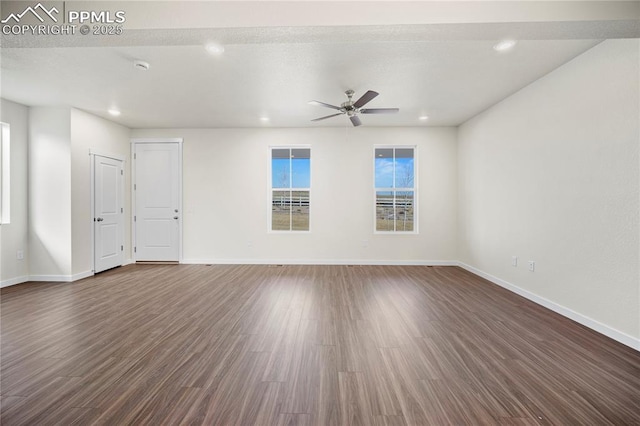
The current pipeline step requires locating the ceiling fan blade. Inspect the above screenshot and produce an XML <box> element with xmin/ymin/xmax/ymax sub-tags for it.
<box><xmin>360</xmin><ymin>108</ymin><xmax>399</xmax><ymax>114</ymax></box>
<box><xmin>350</xmin><ymin>115</ymin><xmax>362</xmax><ymax>127</ymax></box>
<box><xmin>353</xmin><ymin>90</ymin><xmax>379</xmax><ymax>108</ymax></box>
<box><xmin>311</xmin><ymin>112</ymin><xmax>343</xmax><ymax>122</ymax></box>
<box><xmin>308</xmin><ymin>100</ymin><xmax>342</xmax><ymax>110</ymax></box>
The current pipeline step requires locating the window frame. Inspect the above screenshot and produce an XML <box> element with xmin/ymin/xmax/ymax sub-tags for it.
<box><xmin>373</xmin><ymin>145</ymin><xmax>418</xmax><ymax>234</ymax></box>
<box><xmin>0</xmin><ymin>122</ymin><xmax>10</xmax><ymax>225</ymax></box>
<box><xmin>268</xmin><ymin>145</ymin><xmax>311</xmax><ymax>233</ymax></box>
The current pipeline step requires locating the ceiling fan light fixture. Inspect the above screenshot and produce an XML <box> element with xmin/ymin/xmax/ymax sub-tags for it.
<box><xmin>493</xmin><ymin>40</ymin><xmax>517</xmax><ymax>52</ymax></box>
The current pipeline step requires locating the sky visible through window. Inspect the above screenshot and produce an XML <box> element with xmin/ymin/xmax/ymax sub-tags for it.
<box><xmin>375</xmin><ymin>157</ymin><xmax>414</xmax><ymax>188</ymax></box>
<box><xmin>272</xmin><ymin>157</ymin><xmax>310</xmax><ymax>188</ymax></box>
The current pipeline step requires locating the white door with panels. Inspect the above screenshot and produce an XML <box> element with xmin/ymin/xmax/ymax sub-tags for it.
<box><xmin>134</xmin><ymin>142</ymin><xmax>181</xmax><ymax>261</ymax></box>
<box><xmin>94</xmin><ymin>155</ymin><xmax>124</xmax><ymax>273</ymax></box>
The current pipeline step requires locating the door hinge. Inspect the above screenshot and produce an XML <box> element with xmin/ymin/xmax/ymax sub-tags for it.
<box><xmin>134</xmin><ymin>184</ymin><xmax>136</xmax><ymax>190</ymax></box>
<box><xmin>121</xmin><ymin>207</ymin><xmax>123</xmax><ymax>213</ymax></box>
<box><xmin>134</xmin><ymin>247</ymin><xmax>137</xmax><ymax>253</ymax></box>
<box><xmin>134</xmin><ymin>153</ymin><xmax>136</xmax><ymax>160</ymax></box>
<box><xmin>121</xmin><ymin>245</ymin><xmax>124</xmax><ymax>251</ymax></box>
<box><xmin>134</xmin><ymin>215</ymin><xmax>136</xmax><ymax>222</ymax></box>
<box><xmin>121</xmin><ymin>169</ymin><xmax>124</xmax><ymax>175</ymax></box>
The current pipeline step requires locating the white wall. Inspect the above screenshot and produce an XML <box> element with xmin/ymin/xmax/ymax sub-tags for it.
<box><xmin>71</xmin><ymin>109</ymin><xmax>131</xmax><ymax>276</ymax></box>
<box><xmin>28</xmin><ymin>107</ymin><xmax>73</xmax><ymax>279</ymax></box>
<box><xmin>458</xmin><ymin>39</ymin><xmax>639</xmax><ymax>346</ymax></box>
<box><xmin>131</xmin><ymin>127</ymin><xmax>458</xmax><ymax>264</ymax></box>
<box><xmin>0</xmin><ymin>99</ymin><xmax>29</xmax><ymax>286</ymax></box>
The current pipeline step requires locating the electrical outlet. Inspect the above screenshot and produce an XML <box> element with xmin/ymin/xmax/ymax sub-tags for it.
<box><xmin>528</xmin><ymin>261</ymin><xmax>535</xmax><ymax>272</ymax></box>
<box><xmin>17</xmin><ymin>250</ymin><xmax>24</xmax><ymax>260</ymax></box>
<box><xmin>511</xmin><ymin>256</ymin><xmax>518</xmax><ymax>267</ymax></box>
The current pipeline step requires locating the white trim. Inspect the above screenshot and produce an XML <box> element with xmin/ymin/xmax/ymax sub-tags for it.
<box><xmin>0</xmin><ymin>275</ymin><xmax>29</xmax><ymax>288</ymax></box>
<box><xmin>27</xmin><ymin>275</ymin><xmax>73</xmax><ymax>282</ymax></box>
<box><xmin>131</xmin><ymin>138</ymin><xmax>183</xmax><ymax>144</ymax></box>
<box><xmin>457</xmin><ymin>262</ymin><xmax>640</xmax><ymax>352</ymax></box>
<box><xmin>72</xmin><ymin>270</ymin><xmax>94</xmax><ymax>281</ymax></box>
<box><xmin>0</xmin><ymin>122</ymin><xmax>10</xmax><ymax>225</ymax></box>
<box><xmin>24</xmin><ymin>271</ymin><xmax>94</xmax><ymax>283</ymax></box>
<box><xmin>268</xmin><ymin>145</ymin><xmax>312</xmax><ymax>233</ymax></box>
<box><xmin>88</xmin><ymin>148</ymin><xmax>125</xmax><ymax>162</ymax></box>
<box><xmin>373</xmin><ymin>145</ymin><xmax>418</xmax><ymax>234</ymax></box>
<box><xmin>182</xmin><ymin>258</ymin><xmax>457</xmax><ymax>266</ymax></box>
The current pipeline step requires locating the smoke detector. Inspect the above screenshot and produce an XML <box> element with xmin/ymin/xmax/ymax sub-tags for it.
<box><xmin>133</xmin><ymin>60</ymin><xmax>150</xmax><ymax>71</ymax></box>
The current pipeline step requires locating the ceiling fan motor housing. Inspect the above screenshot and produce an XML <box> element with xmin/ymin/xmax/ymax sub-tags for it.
<box><xmin>342</xmin><ymin>89</ymin><xmax>356</xmax><ymax>112</ymax></box>
<box><xmin>309</xmin><ymin>89</ymin><xmax>398</xmax><ymax>126</ymax></box>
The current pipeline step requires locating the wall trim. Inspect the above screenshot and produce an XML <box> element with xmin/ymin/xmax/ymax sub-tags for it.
<box><xmin>457</xmin><ymin>262</ymin><xmax>640</xmax><ymax>352</ymax></box>
<box><xmin>27</xmin><ymin>275</ymin><xmax>72</xmax><ymax>282</ymax></box>
<box><xmin>72</xmin><ymin>270</ymin><xmax>94</xmax><ymax>281</ymax></box>
<box><xmin>181</xmin><ymin>258</ymin><xmax>458</xmax><ymax>266</ymax></box>
<box><xmin>0</xmin><ymin>275</ymin><xmax>29</xmax><ymax>288</ymax></box>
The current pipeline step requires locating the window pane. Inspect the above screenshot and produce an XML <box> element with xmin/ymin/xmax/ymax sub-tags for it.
<box><xmin>375</xmin><ymin>148</ymin><xmax>394</xmax><ymax>188</ymax></box>
<box><xmin>394</xmin><ymin>191</ymin><xmax>414</xmax><ymax>232</ymax></box>
<box><xmin>376</xmin><ymin>191</ymin><xmax>395</xmax><ymax>231</ymax></box>
<box><xmin>394</xmin><ymin>156</ymin><xmax>414</xmax><ymax>189</ymax></box>
<box><xmin>272</xmin><ymin>148</ymin><xmax>290</xmax><ymax>159</ymax></box>
<box><xmin>291</xmin><ymin>190</ymin><xmax>309</xmax><ymax>231</ymax></box>
<box><xmin>395</xmin><ymin>148</ymin><xmax>414</xmax><ymax>159</ymax></box>
<box><xmin>272</xmin><ymin>155</ymin><xmax>291</xmax><ymax>188</ymax></box>
<box><xmin>291</xmin><ymin>148</ymin><xmax>310</xmax><ymax>188</ymax></box>
<box><xmin>272</xmin><ymin>190</ymin><xmax>291</xmax><ymax>230</ymax></box>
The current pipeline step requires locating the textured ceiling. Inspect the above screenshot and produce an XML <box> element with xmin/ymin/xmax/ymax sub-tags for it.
<box><xmin>0</xmin><ymin>1</ymin><xmax>637</xmax><ymax>128</ymax></box>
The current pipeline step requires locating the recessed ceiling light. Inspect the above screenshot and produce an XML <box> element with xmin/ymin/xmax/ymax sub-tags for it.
<box><xmin>108</xmin><ymin>108</ymin><xmax>121</xmax><ymax>116</ymax></box>
<box><xmin>205</xmin><ymin>43</ymin><xmax>225</xmax><ymax>55</ymax></box>
<box><xmin>260</xmin><ymin>116</ymin><xmax>270</xmax><ymax>123</ymax></box>
<box><xmin>419</xmin><ymin>115</ymin><xmax>429</xmax><ymax>121</ymax></box>
<box><xmin>493</xmin><ymin>40</ymin><xmax>517</xmax><ymax>52</ymax></box>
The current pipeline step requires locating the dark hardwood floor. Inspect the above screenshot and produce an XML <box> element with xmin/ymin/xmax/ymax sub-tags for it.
<box><xmin>1</xmin><ymin>264</ymin><xmax>639</xmax><ymax>425</ymax></box>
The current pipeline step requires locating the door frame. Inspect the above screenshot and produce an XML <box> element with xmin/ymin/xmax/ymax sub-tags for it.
<box><xmin>90</xmin><ymin>150</ymin><xmax>125</xmax><ymax>274</ymax></box>
<box><xmin>130</xmin><ymin>138</ymin><xmax>184</xmax><ymax>263</ymax></box>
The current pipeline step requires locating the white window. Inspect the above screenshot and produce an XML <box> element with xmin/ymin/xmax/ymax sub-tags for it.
<box><xmin>374</xmin><ymin>146</ymin><xmax>416</xmax><ymax>232</ymax></box>
<box><xmin>270</xmin><ymin>147</ymin><xmax>310</xmax><ymax>231</ymax></box>
<box><xmin>0</xmin><ymin>122</ymin><xmax>10</xmax><ymax>225</ymax></box>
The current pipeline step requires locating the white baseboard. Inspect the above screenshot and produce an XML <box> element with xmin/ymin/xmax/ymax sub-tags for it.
<box><xmin>0</xmin><ymin>275</ymin><xmax>29</xmax><ymax>288</ymax></box>
<box><xmin>457</xmin><ymin>262</ymin><xmax>640</xmax><ymax>352</ymax></box>
<box><xmin>72</xmin><ymin>270</ymin><xmax>94</xmax><ymax>281</ymax></box>
<box><xmin>28</xmin><ymin>274</ymin><xmax>74</xmax><ymax>282</ymax></box>
<box><xmin>181</xmin><ymin>258</ymin><xmax>458</xmax><ymax>266</ymax></box>
<box><xmin>4</xmin><ymin>270</ymin><xmax>94</xmax><ymax>285</ymax></box>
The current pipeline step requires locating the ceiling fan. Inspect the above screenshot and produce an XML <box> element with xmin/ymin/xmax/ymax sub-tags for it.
<box><xmin>309</xmin><ymin>89</ymin><xmax>399</xmax><ymax>127</ymax></box>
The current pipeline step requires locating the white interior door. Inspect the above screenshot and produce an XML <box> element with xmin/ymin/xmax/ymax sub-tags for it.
<box><xmin>134</xmin><ymin>142</ymin><xmax>181</xmax><ymax>261</ymax></box>
<box><xmin>94</xmin><ymin>155</ymin><xmax>124</xmax><ymax>273</ymax></box>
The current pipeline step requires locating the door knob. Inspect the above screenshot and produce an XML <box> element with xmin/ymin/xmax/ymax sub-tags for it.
<box><xmin>173</xmin><ymin>216</ymin><xmax>179</xmax><ymax>220</ymax></box>
<box><xmin>96</xmin><ymin>217</ymin><xmax>104</xmax><ymax>222</ymax></box>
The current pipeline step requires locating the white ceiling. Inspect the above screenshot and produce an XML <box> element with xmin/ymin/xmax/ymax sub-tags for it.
<box><xmin>1</xmin><ymin>1</ymin><xmax>638</xmax><ymax>128</ymax></box>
